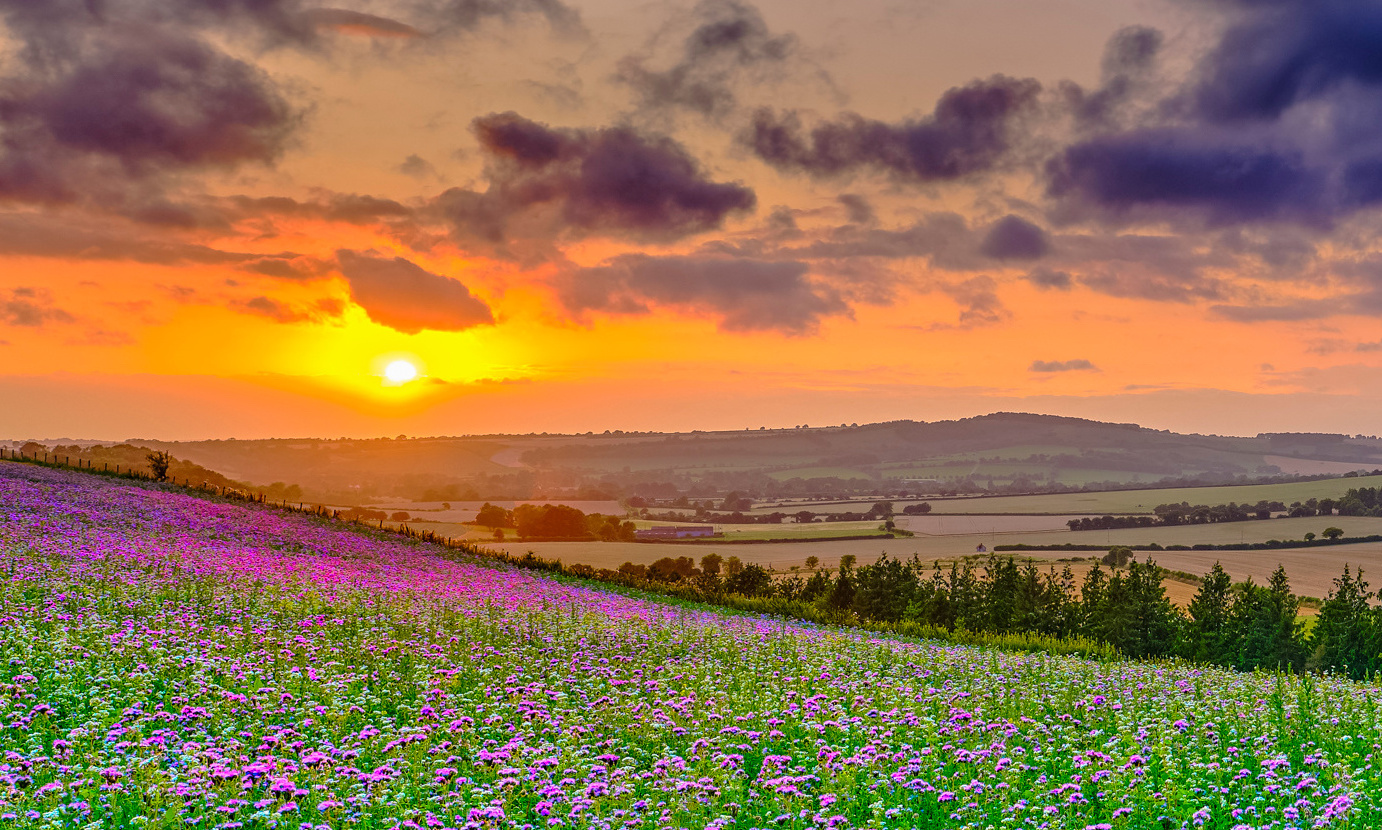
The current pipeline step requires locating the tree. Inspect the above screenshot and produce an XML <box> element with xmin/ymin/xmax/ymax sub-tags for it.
<box><xmin>868</xmin><ymin>501</ymin><xmax>895</xmax><ymax>519</ymax></box>
<box><xmin>1102</xmin><ymin>546</ymin><xmax>1133</xmax><ymax>568</ymax></box>
<box><xmin>720</xmin><ymin>491</ymin><xmax>753</xmax><ymax>511</ymax></box>
<box><xmin>1184</xmin><ymin>562</ymin><xmax>1234</xmax><ymax>664</ymax></box>
<box><xmin>475</xmin><ymin>503</ymin><xmax>515</xmax><ymax>528</ymax></box>
<box><xmin>1304</xmin><ymin>532</ymin><xmax>1316</xmax><ymax>542</ymax></box>
<box><xmin>1323</xmin><ymin>526</ymin><xmax>1345</xmax><ymax>540</ymax></box>
<box><xmin>725</xmin><ymin>564</ymin><xmax>773</xmax><ymax>597</ymax></box>
<box><xmin>146</xmin><ymin>450</ymin><xmax>172</xmax><ymax>482</ymax></box>
<box><xmin>804</xmin><ymin>556</ymin><xmax>820</xmax><ymax>570</ymax></box>
<box><xmin>1310</xmin><ymin>565</ymin><xmax>1375</xmax><ymax>678</ymax></box>
<box><xmin>390</xmin><ymin>511</ymin><xmax>410</xmax><ymax>521</ymax></box>
<box><xmin>1231</xmin><ymin>565</ymin><xmax>1305</xmax><ymax>672</ymax></box>
<box><xmin>700</xmin><ymin>553</ymin><xmax>723</xmax><ymax>576</ymax></box>
<box><xmin>722</xmin><ymin>556</ymin><xmax>744</xmax><ymax>576</ymax></box>
<box><xmin>650</xmin><ymin>557</ymin><xmax>697</xmax><ymax>582</ymax></box>
<box><xmin>514</xmin><ymin>504</ymin><xmax>589</xmax><ymax>538</ymax></box>
<box><xmin>827</xmin><ymin>558</ymin><xmax>857</xmax><ymax>611</ymax></box>
<box><xmin>493</xmin><ymin>528</ymin><xmax>505</xmax><ymax>541</ymax></box>
<box><xmin>852</xmin><ymin>555</ymin><xmax>917</xmax><ymax>622</ymax></box>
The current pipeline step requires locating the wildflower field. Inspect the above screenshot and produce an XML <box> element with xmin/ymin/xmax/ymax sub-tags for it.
<box><xmin>0</xmin><ymin>464</ymin><xmax>1379</xmax><ymax>830</ymax></box>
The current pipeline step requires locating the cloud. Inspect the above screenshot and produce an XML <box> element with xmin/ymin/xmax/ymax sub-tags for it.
<box><xmin>434</xmin><ymin>112</ymin><xmax>756</xmax><ymax>245</ymax></box>
<box><xmin>0</xmin><ymin>212</ymin><xmax>266</xmax><ymax>265</ymax></box>
<box><xmin>0</xmin><ymin>287</ymin><xmax>75</xmax><ymax>327</ymax></box>
<box><xmin>1046</xmin><ymin>129</ymin><xmax>1325</xmax><ymax>225</ymax></box>
<box><xmin>336</xmin><ymin>250</ymin><xmax>494</xmax><ymax>334</ymax></box>
<box><xmin>397</xmin><ymin>154</ymin><xmax>440</xmax><ymax>179</ymax></box>
<box><xmin>555</xmin><ymin>253</ymin><xmax>849</xmax><ymax>334</ymax></box>
<box><xmin>32</xmin><ymin>33</ymin><xmax>296</xmax><ymax>169</ymax></box>
<box><xmin>422</xmin><ymin>0</ymin><xmax>583</xmax><ymax>38</ymax></box>
<box><xmin>836</xmin><ymin>194</ymin><xmax>875</xmax><ymax>225</ymax></box>
<box><xmin>1026</xmin><ymin>267</ymin><xmax>1073</xmax><ymax>290</ymax></box>
<box><xmin>979</xmin><ymin>215</ymin><xmax>1050</xmax><ymax>260</ymax></box>
<box><xmin>742</xmin><ymin>75</ymin><xmax>1041</xmax><ymax>183</ymax></box>
<box><xmin>1079</xmin><ymin>267</ymin><xmax>1224</xmax><ymax>303</ymax></box>
<box><xmin>945</xmin><ymin>276</ymin><xmax>1010</xmax><ymax>327</ymax></box>
<box><xmin>1063</xmin><ymin>25</ymin><xmax>1164</xmax><ymax>128</ymax></box>
<box><xmin>238</xmin><ymin>296</ymin><xmax>312</xmax><ymax>323</ymax></box>
<box><xmin>1030</xmin><ymin>359</ymin><xmax>1098</xmax><ymax>372</ymax></box>
<box><xmin>1208</xmin><ymin>300</ymin><xmax>1335</xmax><ymax>322</ymax></box>
<box><xmin>301</xmin><ymin>8</ymin><xmax>423</xmax><ymax>38</ymax></box>
<box><xmin>1046</xmin><ymin>1</ymin><xmax>1382</xmax><ymax>228</ymax></box>
<box><xmin>0</xmin><ymin>23</ymin><xmax>300</xmax><ymax>210</ymax></box>
<box><xmin>616</xmin><ymin>0</ymin><xmax>809</xmax><ymax>121</ymax></box>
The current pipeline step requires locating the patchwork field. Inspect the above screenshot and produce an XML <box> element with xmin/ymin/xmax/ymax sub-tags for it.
<box><xmin>3</xmin><ymin>461</ymin><xmax>1381</xmax><ymax>828</ymax></box>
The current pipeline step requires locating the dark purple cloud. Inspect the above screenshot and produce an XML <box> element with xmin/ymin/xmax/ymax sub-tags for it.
<box><xmin>0</xmin><ymin>13</ymin><xmax>301</xmax><ymax>213</ymax></box>
<box><xmin>336</xmin><ymin>250</ymin><xmax>494</xmax><ymax>334</ymax></box>
<box><xmin>436</xmin><ymin>112</ymin><xmax>756</xmax><ymax>244</ymax></box>
<box><xmin>1047</xmin><ymin>130</ymin><xmax>1325</xmax><ymax>225</ymax></box>
<box><xmin>743</xmin><ymin>76</ymin><xmax>1041</xmax><ymax>183</ymax></box>
<box><xmin>30</xmin><ymin>34</ymin><xmax>296</xmax><ymax>170</ymax></box>
<box><xmin>556</xmin><ymin>253</ymin><xmax>848</xmax><ymax>334</ymax></box>
<box><xmin>980</xmin><ymin>215</ymin><xmax>1050</xmax><ymax>260</ymax></box>
<box><xmin>1048</xmin><ymin>1</ymin><xmax>1382</xmax><ymax>228</ymax></box>
<box><xmin>1190</xmin><ymin>2</ymin><xmax>1382</xmax><ymax>122</ymax></box>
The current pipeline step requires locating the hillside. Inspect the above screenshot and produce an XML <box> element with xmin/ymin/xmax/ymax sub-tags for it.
<box><xmin>86</xmin><ymin>413</ymin><xmax>1382</xmax><ymax>503</ymax></box>
<box><xmin>2</xmin><ymin>460</ymin><xmax>1381</xmax><ymax>828</ymax></box>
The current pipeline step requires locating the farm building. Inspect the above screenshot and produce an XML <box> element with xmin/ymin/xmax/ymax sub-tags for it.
<box><xmin>635</xmin><ymin>525</ymin><xmax>715</xmax><ymax>539</ymax></box>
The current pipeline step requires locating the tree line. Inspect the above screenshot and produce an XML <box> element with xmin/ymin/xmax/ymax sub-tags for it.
<box><xmin>612</xmin><ymin>549</ymin><xmax>1382</xmax><ymax>678</ymax></box>
<box><xmin>469</xmin><ymin>503</ymin><xmax>636</xmax><ymax>541</ymax></box>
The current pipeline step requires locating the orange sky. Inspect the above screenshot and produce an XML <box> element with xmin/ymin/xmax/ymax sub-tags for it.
<box><xmin>2</xmin><ymin>0</ymin><xmax>1380</xmax><ymax>439</ymax></box>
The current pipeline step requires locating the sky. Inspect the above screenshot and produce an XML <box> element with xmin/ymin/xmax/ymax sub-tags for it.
<box><xmin>2</xmin><ymin>0</ymin><xmax>1381</xmax><ymax>440</ymax></box>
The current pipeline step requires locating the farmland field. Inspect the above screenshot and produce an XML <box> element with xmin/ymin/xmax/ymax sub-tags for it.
<box><xmin>5</xmin><ymin>461</ymin><xmax>1382</xmax><ymax>829</ymax></box>
<box><xmin>488</xmin><ymin>516</ymin><xmax>1382</xmax><ymax>576</ymax></box>
<box><xmin>1026</xmin><ymin>542</ymin><xmax>1382</xmax><ymax>604</ymax></box>
<box><xmin>895</xmin><ymin>474</ymin><xmax>1382</xmax><ymax>515</ymax></box>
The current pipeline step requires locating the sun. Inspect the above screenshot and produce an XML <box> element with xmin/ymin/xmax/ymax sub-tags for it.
<box><xmin>383</xmin><ymin>359</ymin><xmax>419</xmax><ymax>384</ymax></box>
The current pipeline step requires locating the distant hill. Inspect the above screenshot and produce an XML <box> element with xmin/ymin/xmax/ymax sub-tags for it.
<box><xmin>42</xmin><ymin>413</ymin><xmax>1373</xmax><ymax>504</ymax></box>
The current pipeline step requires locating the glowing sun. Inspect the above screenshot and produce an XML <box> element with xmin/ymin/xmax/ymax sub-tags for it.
<box><xmin>383</xmin><ymin>359</ymin><xmax>419</xmax><ymax>384</ymax></box>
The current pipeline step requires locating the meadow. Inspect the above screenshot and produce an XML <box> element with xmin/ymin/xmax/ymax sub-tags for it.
<box><xmin>2</xmin><ymin>462</ymin><xmax>1381</xmax><ymax>829</ymax></box>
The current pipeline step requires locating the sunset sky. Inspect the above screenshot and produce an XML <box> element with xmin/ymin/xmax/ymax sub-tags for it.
<box><xmin>3</xmin><ymin>0</ymin><xmax>1381</xmax><ymax>439</ymax></box>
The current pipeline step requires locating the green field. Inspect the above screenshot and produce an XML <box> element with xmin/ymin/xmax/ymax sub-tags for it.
<box><xmin>766</xmin><ymin>466</ymin><xmax>873</xmax><ymax>481</ymax></box>
<box><xmin>909</xmin><ymin>474</ymin><xmax>1382</xmax><ymax>515</ymax></box>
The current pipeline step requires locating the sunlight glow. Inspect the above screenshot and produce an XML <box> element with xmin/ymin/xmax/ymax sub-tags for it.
<box><xmin>384</xmin><ymin>359</ymin><xmax>419</xmax><ymax>384</ymax></box>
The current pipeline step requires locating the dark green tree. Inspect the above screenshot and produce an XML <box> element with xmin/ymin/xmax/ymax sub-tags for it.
<box><xmin>1310</xmin><ymin>565</ymin><xmax>1376</xmax><ymax>679</ymax></box>
<box><xmin>1184</xmin><ymin>562</ymin><xmax>1234</xmax><ymax>664</ymax></box>
<box><xmin>852</xmin><ymin>555</ymin><xmax>917</xmax><ymax>622</ymax></box>
<box><xmin>1231</xmin><ymin>565</ymin><xmax>1305</xmax><ymax>672</ymax></box>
